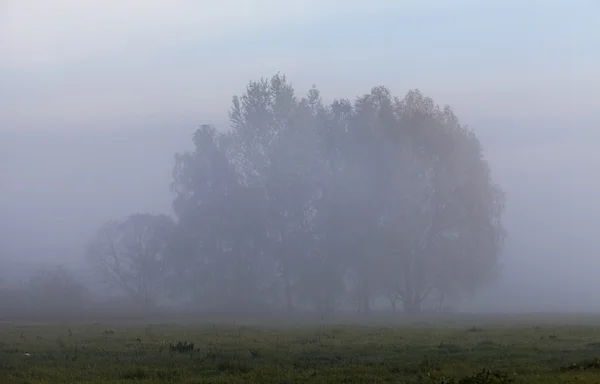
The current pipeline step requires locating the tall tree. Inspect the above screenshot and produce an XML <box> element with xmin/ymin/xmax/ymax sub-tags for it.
<box><xmin>370</xmin><ymin>89</ymin><xmax>506</xmax><ymax>313</ymax></box>
<box><xmin>169</xmin><ymin>75</ymin><xmax>505</xmax><ymax>315</ymax></box>
<box><xmin>171</xmin><ymin>125</ymin><xmax>272</xmax><ymax>312</ymax></box>
<box><xmin>227</xmin><ymin>75</ymin><xmax>328</xmax><ymax>312</ymax></box>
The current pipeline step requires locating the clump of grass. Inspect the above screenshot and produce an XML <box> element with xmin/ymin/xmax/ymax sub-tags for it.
<box><xmin>423</xmin><ymin>369</ymin><xmax>514</xmax><ymax>384</ymax></box>
<box><xmin>216</xmin><ymin>360</ymin><xmax>253</xmax><ymax>374</ymax></box>
<box><xmin>119</xmin><ymin>367</ymin><xmax>150</xmax><ymax>380</ymax></box>
<box><xmin>466</xmin><ymin>326</ymin><xmax>484</xmax><ymax>333</ymax></box>
<box><xmin>169</xmin><ymin>340</ymin><xmax>194</xmax><ymax>353</ymax></box>
<box><xmin>437</xmin><ymin>341</ymin><xmax>465</xmax><ymax>353</ymax></box>
<box><xmin>248</xmin><ymin>347</ymin><xmax>260</xmax><ymax>358</ymax></box>
<box><xmin>456</xmin><ymin>369</ymin><xmax>514</xmax><ymax>384</ymax></box>
<box><xmin>560</xmin><ymin>357</ymin><xmax>600</xmax><ymax>371</ymax></box>
<box><xmin>474</xmin><ymin>340</ymin><xmax>501</xmax><ymax>350</ymax></box>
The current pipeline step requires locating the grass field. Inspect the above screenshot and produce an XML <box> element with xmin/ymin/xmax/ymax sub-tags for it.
<box><xmin>2</xmin><ymin>314</ymin><xmax>600</xmax><ymax>383</ymax></box>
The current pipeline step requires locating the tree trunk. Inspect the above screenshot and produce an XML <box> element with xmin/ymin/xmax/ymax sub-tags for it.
<box><xmin>284</xmin><ymin>277</ymin><xmax>294</xmax><ymax>313</ymax></box>
<box><xmin>358</xmin><ymin>261</ymin><xmax>371</xmax><ymax>315</ymax></box>
<box><xmin>390</xmin><ymin>297</ymin><xmax>397</xmax><ymax>314</ymax></box>
<box><xmin>361</xmin><ymin>290</ymin><xmax>370</xmax><ymax>314</ymax></box>
<box><xmin>437</xmin><ymin>290</ymin><xmax>444</xmax><ymax>313</ymax></box>
<box><xmin>404</xmin><ymin>295</ymin><xmax>422</xmax><ymax>315</ymax></box>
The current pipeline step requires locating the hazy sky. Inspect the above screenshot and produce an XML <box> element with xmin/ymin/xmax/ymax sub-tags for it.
<box><xmin>2</xmin><ymin>1</ymin><xmax>598</xmax><ymax>130</ymax></box>
<box><xmin>1</xmin><ymin>1</ymin><xmax>599</xmax><ymax>311</ymax></box>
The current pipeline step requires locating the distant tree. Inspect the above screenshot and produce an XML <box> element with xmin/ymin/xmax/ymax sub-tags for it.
<box><xmin>27</xmin><ymin>266</ymin><xmax>89</xmax><ymax>316</ymax></box>
<box><xmin>86</xmin><ymin>213</ymin><xmax>175</xmax><ymax>307</ymax></box>
<box><xmin>317</xmin><ymin>87</ymin><xmax>504</xmax><ymax>314</ymax></box>
<box><xmin>171</xmin><ymin>125</ymin><xmax>272</xmax><ymax>312</ymax></box>
<box><xmin>226</xmin><ymin>75</ymin><xmax>329</xmax><ymax>312</ymax></box>
<box><xmin>0</xmin><ymin>278</ymin><xmax>27</xmax><ymax>317</ymax></box>
<box><xmin>365</xmin><ymin>89</ymin><xmax>505</xmax><ymax>313</ymax></box>
<box><xmin>168</xmin><ymin>74</ymin><xmax>505</xmax><ymax>315</ymax></box>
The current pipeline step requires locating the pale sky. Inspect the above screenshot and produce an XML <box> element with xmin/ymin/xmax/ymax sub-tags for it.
<box><xmin>1</xmin><ymin>1</ymin><xmax>598</xmax><ymax>130</ymax></box>
<box><xmin>1</xmin><ymin>1</ymin><xmax>600</xmax><ymax>311</ymax></box>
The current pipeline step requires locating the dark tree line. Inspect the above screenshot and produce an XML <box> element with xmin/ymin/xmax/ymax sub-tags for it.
<box><xmin>86</xmin><ymin>74</ymin><xmax>506</xmax><ymax>315</ymax></box>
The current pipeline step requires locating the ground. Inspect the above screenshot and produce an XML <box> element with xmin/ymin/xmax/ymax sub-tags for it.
<box><xmin>2</xmin><ymin>314</ymin><xmax>600</xmax><ymax>383</ymax></box>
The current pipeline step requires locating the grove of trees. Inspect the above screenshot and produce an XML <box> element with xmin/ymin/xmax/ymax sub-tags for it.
<box><xmin>85</xmin><ymin>74</ymin><xmax>506</xmax><ymax>315</ymax></box>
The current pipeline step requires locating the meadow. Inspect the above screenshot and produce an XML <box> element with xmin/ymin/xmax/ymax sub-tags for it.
<box><xmin>2</xmin><ymin>313</ymin><xmax>600</xmax><ymax>383</ymax></box>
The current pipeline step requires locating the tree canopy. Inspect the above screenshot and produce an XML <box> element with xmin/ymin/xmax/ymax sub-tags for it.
<box><xmin>88</xmin><ymin>73</ymin><xmax>506</xmax><ymax>314</ymax></box>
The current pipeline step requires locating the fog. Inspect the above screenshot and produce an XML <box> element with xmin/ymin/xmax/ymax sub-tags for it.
<box><xmin>1</xmin><ymin>1</ymin><xmax>599</xmax><ymax>318</ymax></box>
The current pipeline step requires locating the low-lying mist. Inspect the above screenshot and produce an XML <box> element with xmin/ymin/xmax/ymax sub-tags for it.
<box><xmin>2</xmin><ymin>75</ymin><xmax>599</xmax><ymax>321</ymax></box>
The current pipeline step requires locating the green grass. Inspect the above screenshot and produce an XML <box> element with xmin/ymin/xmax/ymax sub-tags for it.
<box><xmin>2</xmin><ymin>314</ymin><xmax>600</xmax><ymax>383</ymax></box>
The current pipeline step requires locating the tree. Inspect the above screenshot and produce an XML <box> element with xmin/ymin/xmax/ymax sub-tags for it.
<box><xmin>171</xmin><ymin>125</ymin><xmax>272</xmax><ymax>312</ymax></box>
<box><xmin>170</xmin><ymin>75</ymin><xmax>333</xmax><ymax>313</ymax></box>
<box><xmin>365</xmin><ymin>89</ymin><xmax>506</xmax><ymax>313</ymax></box>
<box><xmin>27</xmin><ymin>266</ymin><xmax>90</xmax><ymax>316</ymax></box>
<box><xmin>86</xmin><ymin>213</ymin><xmax>175</xmax><ymax>307</ymax></box>
<box><xmin>305</xmin><ymin>86</ymin><xmax>504</xmax><ymax>314</ymax></box>
<box><xmin>168</xmin><ymin>74</ymin><xmax>505</xmax><ymax>315</ymax></box>
<box><xmin>226</xmin><ymin>75</ymin><xmax>328</xmax><ymax>312</ymax></box>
